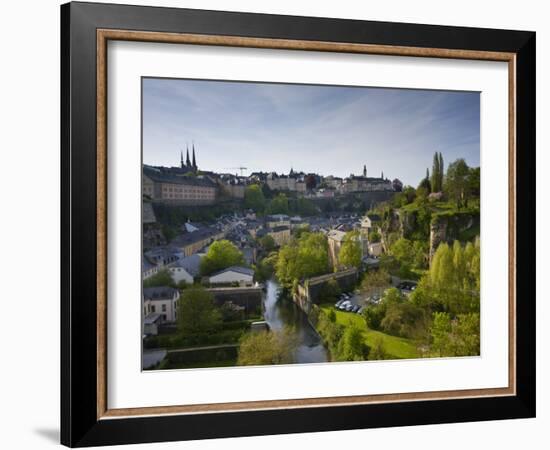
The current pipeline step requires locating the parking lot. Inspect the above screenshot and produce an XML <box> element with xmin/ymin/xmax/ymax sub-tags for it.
<box><xmin>333</xmin><ymin>280</ymin><xmax>418</xmax><ymax>315</ymax></box>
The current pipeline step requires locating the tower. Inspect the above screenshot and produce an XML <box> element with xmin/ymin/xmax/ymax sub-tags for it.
<box><xmin>381</xmin><ymin>171</ymin><xmax>384</xmax><ymax>179</ymax></box>
<box><xmin>185</xmin><ymin>144</ymin><xmax>191</xmax><ymax>168</ymax></box>
<box><xmin>363</xmin><ymin>165</ymin><xmax>367</xmax><ymax>177</ymax></box>
<box><xmin>180</xmin><ymin>150</ymin><xmax>184</xmax><ymax>169</ymax></box>
<box><xmin>192</xmin><ymin>142</ymin><xmax>197</xmax><ymax>171</ymax></box>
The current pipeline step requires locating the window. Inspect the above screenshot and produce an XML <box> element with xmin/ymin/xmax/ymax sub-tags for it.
<box><xmin>151</xmin><ymin>305</ymin><xmax>156</xmax><ymax>313</ymax></box>
<box><xmin>162</xmin><ymin>304</ymin><xmax>167</xmax><ymax>312</ymax></box>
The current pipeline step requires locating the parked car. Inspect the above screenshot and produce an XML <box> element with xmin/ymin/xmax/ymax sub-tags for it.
<box><xmin>345</xmin><ymin>304</ymin><xmax>355</xmax><ymax>312</ymax></box>
<box><xmin>357</xmin><ymin>306</ymin><xmax>365</xmax><ymax>314</ymax></box>
<box><xmin>398</xmin><ymin>281</ymin><xmax>418</xmax><ymax>292</ymax></box>
<box><xmin>351</xmin><ymin>305</ymin><xmax>361</xmax><ymax>313</ymax></box>
<box><xmin>338</xmin><ymin>300</ymin><xmax>351</xmax><ymax>310</ymax></box>
<box><xmin>368</xmin><ymin>294</ymin><xmax>380</xmax><ymax>304</ymax></box>
<box><xmin>335</xmin><ymin>299</ymin><xmax>344</xmax><ymax>308</ymax></box>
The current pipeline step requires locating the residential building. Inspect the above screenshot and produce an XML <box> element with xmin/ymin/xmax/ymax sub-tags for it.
<box><xmin>143</xmin><ymin>151</ymin><xmax>218</xmax><ymax>204</ymax></box>
<box><xmin>143</xmin><ymin>286</ymin><xmax>180</xmax><ymax>323</ymax></box>
<box><xmin>361</xmin><ymin>214</ymin><xmax>382</xmax><ymax>232</ymax></box>
<box><xmin>144</xmin><ymin>247</ymin><xmax>179</xmax><ymax>268</ymax></box>
<box><xmin>170</xmin><ymin>226</ymin><xmax>225</xmax><ymax>256</ymax></box>
<box><xmin>142</xmin><ymin>257</ymin><xmax>159</xmax><ymax>280</ymax></box>
<box><xmin>266</xmin><ymin>214</ymin><xmax>290</xmax><ymax>229</ymax></box>
<box><xmin>169</xmin><ymin>254</ymin><xmax>202</xmax><ymax>284</ymax></box>
<box><xmin>368</xmin><ymin>242</ymin><xmax>384</xmax><ymax>257</ymax></box>
<box><xmin>327</xmin><ymin>229</ymin><xmax>347</xmax><ymax>269</ymax></box>
<box><xmin>268</xmin><ymin>225</ymin><xmax>291</xmax><ymax>246</ymax></box>
<box><xmin>209</xmin><ymin>266</ymin><xmax>255</xmax><ymax>286</ymax></box>
<box><xmin>343</xmin><ymin>174</ymin><xmax>394</xmax><ymax>193</ymax></box>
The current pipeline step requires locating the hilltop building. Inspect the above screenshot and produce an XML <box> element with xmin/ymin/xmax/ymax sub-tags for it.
<box><xmin>143</xmin><ymin>144</ymin><xmax>220</xmax><ymax>204</ymax></box>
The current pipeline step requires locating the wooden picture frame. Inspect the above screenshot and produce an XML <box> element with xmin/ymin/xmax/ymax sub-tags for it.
<box><xmin>61</xmin><ymin>2</ymin><xmax>535</xmax><ymax>447</ymax></box>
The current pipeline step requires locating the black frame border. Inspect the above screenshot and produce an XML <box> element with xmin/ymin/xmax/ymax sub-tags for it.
<box><xmin>61</xmin><ymin>2</ymin><xmax>535</xmax><ymax>447</ymax></box>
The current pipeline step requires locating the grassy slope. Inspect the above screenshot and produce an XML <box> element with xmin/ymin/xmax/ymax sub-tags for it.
<box><xmin>320</xmin><ymin>304</ymin><xmax>419</xmax><ymax>359</ymax></box>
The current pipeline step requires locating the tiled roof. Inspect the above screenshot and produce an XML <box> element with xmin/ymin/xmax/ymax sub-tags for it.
<box><xmin>170</xmin><ymin>226</ymin><xmax>222</xmax><ymax>247</ymax></box>
<box><xmin>143</xmin><ymin>286</ymin><xmax>179</xmax><ymax>301</ymax></box>
<box><xmin>172</xmin><ymin>254</ymin><xmax>202</xmax><ymax>276</ymax></box>
<box><xmin>210</xmin><ymin>266</ymin><xmax>254</xmax><ymax>278</ymax></box>
<box><xmin>143</xmin><ymin>166</ymin><xmax>217</xmax><ymax>188</ymax></box>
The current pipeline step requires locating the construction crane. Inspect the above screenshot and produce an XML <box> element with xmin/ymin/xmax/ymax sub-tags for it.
<box><xmin>224</xmin><ymin>167</ymin><xmax>248</xmax><ymax>176</ymax></box>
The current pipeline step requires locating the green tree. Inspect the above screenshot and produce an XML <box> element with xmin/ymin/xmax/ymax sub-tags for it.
<box><xmin>431</xmin><ymin>153</ymin><xmax>440</xmax><ymax>192</ymax></box>
<box><xmin>268</xmin><ymin>193</ymin><xmax>290</xmax><ymax>215</ymax></box>
<box><xmin>336</xmin><ymin>325</ymin><xmax>368</xmax><ymax>361</ymax></box>
<box><xmin>416</xmin><ymin>186</ymin><xmax>429</xmax><ymax>203</ymax></box>
<box><xmin>177</xmin><ymin>287</ymin><xmax>222</xmax><ymax>336</ymax></box>
<box><xmin>244</xmin><ymin>184</ymin><xmax>266</xmax><ymax>213</ymax></box>
<box><xmin>275</xmin><ymin>232</ymin><xmax>329</xmax><ymax>287</ymax></box>
<box><xmin>360</xmin><ymin>268</ymin><xmax>391</xmax><ymax>296</ymax></box>
<box><xmin>418</xmin><ymin>168</ymin><xmax>431</xmax><ymax>193</ymax></box>
<box><xmin>430</xmin><ymin>152</ymin><xmax>445</xmax><ymax>192</ymax></box>
<box><xmin>381</xmin><ymin>287</ymin><xmax>404</xmax><ymax>306</ymax></box>
<box><xmin>339</xmin><ymin>230</ymin><xmax>362</xmax><ymax>269</ymax></box>
<box><xmin>403</xmin><ymin>186</ymin><xmax>417</xmax><ymax>204</ymax></box>
<box><xmin>390</xmin><ymin>238</ymin><xmax>416</xmax><ymax>278</ymax></box>
<box><xmin>430</xmin><ymin>312</ymin><xmax>480</xmax><ymax>357</ymax></box>
<box><xmin>368</xmin><ymin>230</ymin><xmax>381</xmax><ymax>243</ymax></box>
<box><xmin>259</xmin><ymin>234</ymin><xmax>276</xmax><ymax>252</ymax></box>
<box><xmin>411</xmin><ymin>239</ymin><xmax>480</xmax><ymax>316</ymax></box>
<box><xmin>445</xmin><ymin>158</ymin><xmax>470</xmax><ymax>208</ymax></box>
<box><xmin>200</xmin><ymin>240</ymin><xmax>245</xmax><ymax>275</ymax></box>
<box><xmin>368</xmin><ymin>337</ymin><xmax>388</xmax><ymax>360</ymax></box>
<box><xmin>237</xmin><ymin>328</ymin><xmax>298</xmax><ymax>366</ymax></box>
<box><xmin>381</xmin><ymin>301</ymin><xmax>426</xmax><ymax>338</ymax></box>
<box><xmin>254</xmin><ymin>252</ymin><xmax>278</xmax><ymax>282</ymax></box>
<box><xmin>431</xmin><ymin>312</ymin><xmax>452</xmax><ymax>356</ymax></box>
<box><xmin>362</xmin><ymin>304</ymin><xmax>386</xmax><ymax>330</ymax></box>
<box><xmin>143</xmin><ymin>268</ymin><xmax>174</xmax><ymax>288</ymax></box>
<box><xmin>467</xmin><ymin>166</ymin><xmax>481</xmax><ymax>198</ymax></box>
<box><xmin>293</xmin><ymin>197</ymin><xmax>318</xmax><ymax>216</ymax></box>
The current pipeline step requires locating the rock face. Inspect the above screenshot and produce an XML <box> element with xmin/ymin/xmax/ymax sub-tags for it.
<box><xmin>429</xmin><ymin>219</ymin><xmax>448</xmax><ymax>261</ymax></box>
<box><xmin>429</xmin><ymin>212</ymin><xmax>478</xmax><ymax>260</ymax></box>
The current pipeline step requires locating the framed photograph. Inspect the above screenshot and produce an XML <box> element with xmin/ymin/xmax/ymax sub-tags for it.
<box><xmin>61</xmin><ymin>2</ymin><xmax>536</xmax><ymax>447</ymax></box>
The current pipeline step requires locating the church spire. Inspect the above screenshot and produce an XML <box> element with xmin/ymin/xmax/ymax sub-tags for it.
<box><xmin>180</xmin><ymin>150</ymin><xmax>184</xmax><ymax>168</ymax></box>
<box><xmin>363</xmin><ymin>165</ymin><xmax>367</xmax><ymax>177</ymax></box>
<box><xmin>185</xmin><ymin>143</ymin><xmax>191</xmax><ymax>168</ymax></box>
<box><xmin>192</xmin><ymin>141</ymin><xmax>197</xmax><ymax>170</ymax></box>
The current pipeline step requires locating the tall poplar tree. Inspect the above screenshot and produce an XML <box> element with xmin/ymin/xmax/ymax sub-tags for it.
<box><xmin>438</xmin><ymin>152</ymin><xmax>444</xmax><ymax>190</ymax></box>
<box><xmin>431</xmin><ymin>152</ymin><xmax>440</xmax><ymax>192</ymax></box>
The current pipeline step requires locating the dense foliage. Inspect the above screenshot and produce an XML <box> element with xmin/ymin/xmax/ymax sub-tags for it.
<box><xmin>338</xmin><ymin>230</ymin><xmax>362</xmax><ymax>269</ymax></box>
<box><xmin>177</xmin><ymin>287</ymin><xmax>222</xmax><ymax>337</ymax></box>
<box><xmin>200</xmin><ymin>240</ymin><xmax>245</xmax><ymax>275</ymax></box>
<box><xmin>237</xmin><ymin>327</ymin><xmax>298</xmax><ymax>365</ymax></box>
<box><xmin>275</xmin><ymin>232</ymin><xmax>329</xmax><ymax>287</ymax></box>
<box><xmin>244</xmin><ymin>184</ymin><xmax>266</xmax><ymax>213</ymax></box>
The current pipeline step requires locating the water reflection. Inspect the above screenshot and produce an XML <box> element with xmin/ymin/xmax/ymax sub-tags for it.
<box><xmin>263</xmin><ymin>279</ymin><xmax>328</xmax><ymax>364</ymax></box>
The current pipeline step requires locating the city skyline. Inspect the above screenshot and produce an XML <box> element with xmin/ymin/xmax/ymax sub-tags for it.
<box><xmin>143</xmin><ymin>78</ymin><xmax>480</xmax><ymax>186</ymax></box>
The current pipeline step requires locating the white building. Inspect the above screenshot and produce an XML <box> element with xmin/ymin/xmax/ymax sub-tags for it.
<box><xmin>169</xmin><ymin>254</ymin><xmax>202</xmax><ymax>284</ymax></box>
<box><xmin>143</xmin><ymin>286</ymin><xmax>180</xmax><ymax>323</ymax></box>
<box><xmin>368</xmin><ymin>242</ymin><xmax>384</xmax><ymax>257</ymax></box>
<box><xmin>142</xmin><ymin>258</ymin><xmax>159</xmax><ymax>280</ymax></box>
<box><xmin>209</xmin><ymin>266</ymin><xmax>255</xmax><ymax>286</ymax></box>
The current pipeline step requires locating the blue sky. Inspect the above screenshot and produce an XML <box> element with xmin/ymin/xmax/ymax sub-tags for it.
<box><xmin>142</xmin><ymin>78</ymin><xmax>479</xmax><ymax>186</ymax></box>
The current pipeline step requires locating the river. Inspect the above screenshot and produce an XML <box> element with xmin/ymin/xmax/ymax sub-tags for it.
<box><xmin>263</xmin><ymin>279</ymin><xmax>328</xmax><ymax>364</ymax></box>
